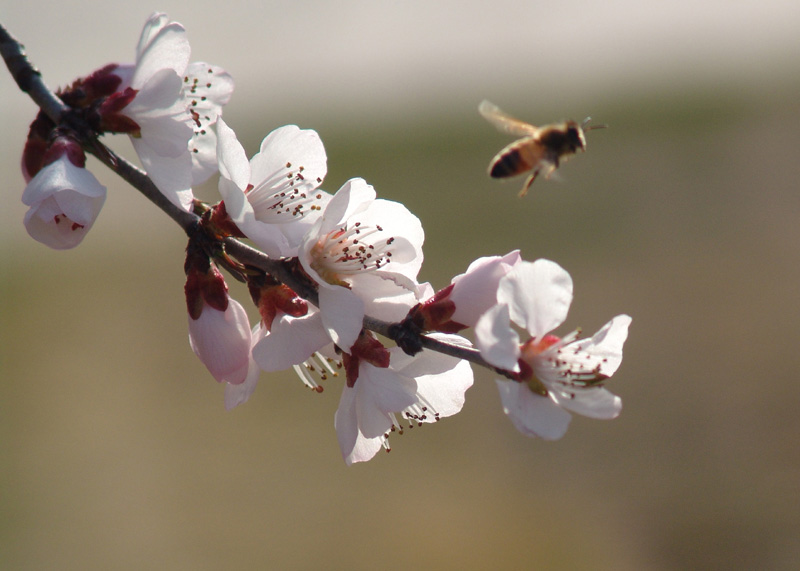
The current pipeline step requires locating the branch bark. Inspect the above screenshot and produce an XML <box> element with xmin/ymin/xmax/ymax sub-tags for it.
<box><xmin>1</xmin><ymin>20</ymin><xmax>501</xmax><ymax>376</ymax></box>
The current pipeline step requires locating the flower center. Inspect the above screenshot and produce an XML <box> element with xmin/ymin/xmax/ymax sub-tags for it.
<box><xmin>246</xmin><ymin>162</ymin><xmax>326</xmax><ymax>223</ymax></box>
<box><xmin>310</xmin><ymin>222</ymin><xmax>395</xmax><ymax>285</ymax></box>
<box><xmin>521</xmin><ymin>329</ymin><xmax>610</xmax><ymax>399</ymax></box>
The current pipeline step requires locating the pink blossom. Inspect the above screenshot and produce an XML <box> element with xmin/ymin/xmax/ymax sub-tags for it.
<box><xmin>475</xmin><ymin>259</ymin><xmax>631</xmax><ymax>439</ymax></box>
<box><xmin>298</xmin><ymin>178</ymin><xmax>424</xmax><ymax>352</ymax></box>
<box><xmin>188</xmin><ymin>296</ymin><xmax>253</xmax><ymax>385</ymax></box>
<box><xmin>216</xmin><ymin>118</ymin><xmax>329</xmax><ymax>258</ymax></box>
<box><xmin>21</xmin><ymin>154</ymin><xmax>106</xmax><ymax>250</ymax></box>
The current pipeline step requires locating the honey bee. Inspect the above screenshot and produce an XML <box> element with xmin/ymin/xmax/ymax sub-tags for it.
<box><xmin>479</xmin><ymin>99</ymin><xmax>606</xmax><ymax>197</ymax></box>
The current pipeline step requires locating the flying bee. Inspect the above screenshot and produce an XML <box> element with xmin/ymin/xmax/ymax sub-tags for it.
<box><xmin>479</xmin><ymin>99</ymin><xmax>606</xmax><ymax>197</ymax></box>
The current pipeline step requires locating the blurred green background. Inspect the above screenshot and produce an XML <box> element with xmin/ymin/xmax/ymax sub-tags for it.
<box><xmin>2</xmin><ymin>1</ymin><xmax>800</xmax><ymax>569</ymax></box>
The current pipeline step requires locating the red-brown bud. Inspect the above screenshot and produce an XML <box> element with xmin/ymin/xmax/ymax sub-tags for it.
<box><xmin>342</xmin><ymin>331</ymin><xmax>390</xmax><ymax>388</ymax></box>
<box><xmin>406</xmin><ymin>284</ymin><xmax>467</xmax><ymax>334</ymax></box>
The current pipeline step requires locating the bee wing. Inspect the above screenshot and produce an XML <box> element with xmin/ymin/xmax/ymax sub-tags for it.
<box><xmin>479</xmin><ymin>100</ymin><xmax>539</xmax><ymax>137</ymax></box>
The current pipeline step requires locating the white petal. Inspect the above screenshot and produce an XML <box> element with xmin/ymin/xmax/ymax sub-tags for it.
<box><xmin>184</xmin><ymin>62</ymin><xmax>234</xmax><ymax>116</ymax></box>
<box><xmin>319</xmin><ymin>178</ymin><xmax>375</xmax><ymax>233</ymax></box>
<box><xmin>552</xmin><ymin>388</ymin><xmax>622</xmax><ymax>419</ymax></box>
<box><xmin>249</xmin><ymin>125</ymin><xmax>327</xmax><ymax>196</ymax></box>
<box><xmin>318</xmin><ymin>285</ymin><xmax>364</xmax><ymax>353</ymax></box>
<box><xmin>334</xmin><ymin>385</ymin><xmax>384</xmax><ymax>465</ymax></box>
<box><xmin>499</xmin><ymin>259</ymin><xmax>573</xmax><ymax>340</ymax></box>
<box><xmin>475</xmin><ymin>304</ymin><xmax>521</xmax><ymax>372</ymax></box>
<box><xmin>132</xmin><ymin>14</ymin><xmax>189</xmax><ymax>87</ymax></box>
<box><xmin>397</xmin><ymin>338</ymin><xmax>474</xmax><ymax>421</ymax></box>
<box><xmin>252</xmin><ymin>311</ymin><xmax>330</xmax><ymax>372</ymax></box>
<box><xmin>190</xmin><ymin>125</ymin><xmax>220</xmax><ymax>186</ymax></box>
<box><xmin>131</xmin><ymin>137</ymin><xmax>193</xmax><ymax>211</ymax></box>
<box><xmin>357</xmin><ymin>198</ymin><xmax>424</xmax><ymax>275</ymax></box>
<box><xmin>569</xmin><ymin>314</ymin><xmax>632</xmax><ymax>377</ymax></box>
<box><xmin>359</xmin><ymin>363</ymin><xmax>418</xmax><ymax>419</ymax></box>
<box><xmin>216</xmin><ymin>118</ymin><xmax>251</xmax><ymax>190</ymax></box>
<box><xmin>496</xmin><ymin>379</ymin><xmax>572</xmax><ymax>439</ymax></box>
<box><xmin>350</xmin><ymin>272</ymin><xmax>421</xmax><ymax>322</ymax></box>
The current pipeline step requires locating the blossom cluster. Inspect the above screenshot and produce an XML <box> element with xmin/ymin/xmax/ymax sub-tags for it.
<box><xmin>16</xmin><ymin>13</ymin><xmax>632</xmax><ymax>465</ymax></box>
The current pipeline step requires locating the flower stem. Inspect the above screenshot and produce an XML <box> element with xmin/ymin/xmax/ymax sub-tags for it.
<box><xmin>1</xmin><ymin>20</ymin><xmax>509</xmax><ymax>379</ymax></box>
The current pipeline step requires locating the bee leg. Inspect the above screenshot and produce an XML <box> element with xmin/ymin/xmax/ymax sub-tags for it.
<box><xmin>542</xmin><ymin>163</ymin><xmax>558</xmax><ymax>180</ymax></box>
<box><xmin>518</xmin><ymin>172</ymin><xmax>537</xmax><ymax>197</ymax></box>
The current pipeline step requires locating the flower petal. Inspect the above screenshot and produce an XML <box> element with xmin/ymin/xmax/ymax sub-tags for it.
<box><xmin>568</xmin><ymin>314</ymin><xmax>632</xmax><ymax>377</ymax></box>
<box><xmin>249</xmin><ymin>125</ymin><xmax>327</xmax><ymax>197</ymax></box>
<box><xmin>318</xmin><ymin>286</ymin><xmax>364</xmax><ymax>353</ymax></box>
<box><xmin>132</xmin><ymin>13</ymin><xmax>189</xmax><ymax>88</ymax></box>
<box><xmin>317</xmin><ymin>178</ymin><xmax>375</xmax><ymax>234</ymax></box>
<box><xmin>496</xmin><ymin>379</ymin><xmax>572</xmax><ymax>439</ymax></box>
<box><xmin>334</xmin><ymin>385</ymin><xmax>385</xmax><ymax>466</ymax></box>
<box><xmin>449</xmin><ymin>250</ymin><xmax>521</xmax><ymax>327</ymax></box>
<box><xmin>131</xmin><ymin>137</ymin><xmax>193</xmax><ymax>211</ymax></box>
<box><xmin>395</xmin><ymin>335</ymin><xmax>474</xmax><ymax>420</ymax></box>
<box><xmin>252</xmin><ymin>311</ymin><xmax>330</xmax><ymax>372</ymax></box>
<box><xmin>551</xmin><ymin>387</ymin><xmax>622</xmax><ymax>419</ymax></box>
<box><xmin>498</xmin><ymin>259</ymin><xmax>573</xmax><ymax>340</ymax></box>
<box><xmin>475</xmin><ymin>304</ymin><xmax>521</xmax><ymax>372</ymax></box>
<box><xmin>224</xmin><ymin>347</ymin><xmax>262</xmax><ymax>410</ymax></box>
<box><xmin>21</xmin><ymin>158</ymin><xmax>107</xmax><ymax>250</ymax></box>
<box><xmin>188</xmin><ymin>297</ymin><xmax>252</xmax><ymax>385</ymax></box>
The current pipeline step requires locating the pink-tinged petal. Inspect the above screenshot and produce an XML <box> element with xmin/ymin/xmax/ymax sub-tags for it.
<box><xmin>132</xmin><ymin>14</ymin><xmax>189</xmax><ymax>87</ymax></box>
<box><xmin>499</xmin><ymin>259</ymin><xmax>573</xmax><ymax>340</ymax></box>
<box><xmin>496</xmin><ymin>380</ymin><xmax>572</xmax><ymax>440</ymax></box>
<box><xmin>475</xmin><ymin>304</ymin><xmax>521</xmax><ymax>372</ymax></box>
<box><xmin>252</xmin><ymin>311</ymin><xmax>330</xmax><ymax>372</ymax></box>
<box><xmin>110</xmin><ymin>64</ymin><xmax>135</xmax><ymax>90</ymax></box>
<box><xmin>449</xmin><ymin>250</ymin><xmax>521</xmax><ymax>327</ymax></box>
<box><xmin>552</xmin><ymin>387</ymin><xmax>622</xmax><ymax>419</ymax></box>
<box><xmin>21</xmin><ymin>158</ymin><xmax>105</xmax><ymax>205</ymax></box>
<box><xmin>224</xmin><ymin>354</ymin><xmax>261</xmax><ymax>410</ymax></box>
<box><xmin>188</xmin><ymin>297</ymin><xmax>252</xmax><ymax>385</ymax></box>
<box><xmin>22</xmin><ymin>159</ymin><xmax>107</xmax><ymax>250</ymax></box>
<box><xmin>318</xmin><ymin>286</ymin><xmax>364</xmax><ymax>353</ymax></box>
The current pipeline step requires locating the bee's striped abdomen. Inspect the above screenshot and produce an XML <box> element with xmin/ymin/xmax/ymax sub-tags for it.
<box><xmin>489</xmin><ymin>140</ymin><xmax>537</xmax><ymax>179</ymax></box>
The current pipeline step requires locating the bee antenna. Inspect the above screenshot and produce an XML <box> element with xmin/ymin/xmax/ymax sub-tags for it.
<box><xmin>582</xmin><ymin>116</ymin><xmax>608</xmax><ymax>131</ymax></box>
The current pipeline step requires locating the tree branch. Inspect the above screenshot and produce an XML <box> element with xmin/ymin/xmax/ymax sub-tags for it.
<box><xmin>1</xmin><ymin>20</ymin><xmax>502</xmax><ymax>376</ymax></box>
<box><xmin>0</xmin><ymin>23</ymin><xmax>69</xmax><ymax>123</ymax></box>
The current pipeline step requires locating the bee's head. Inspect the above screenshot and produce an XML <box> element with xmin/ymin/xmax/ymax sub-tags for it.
<box><xmin>565</xmin><ymin>121</ymin><xmax>587</xmax><ymax>152</ymax></box>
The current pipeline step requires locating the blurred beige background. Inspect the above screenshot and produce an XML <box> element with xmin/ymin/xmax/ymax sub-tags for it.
<box><xmin>2</xmin><ymin>1</ymin><xmax>800</xmax><ymax>569</ymax></box>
